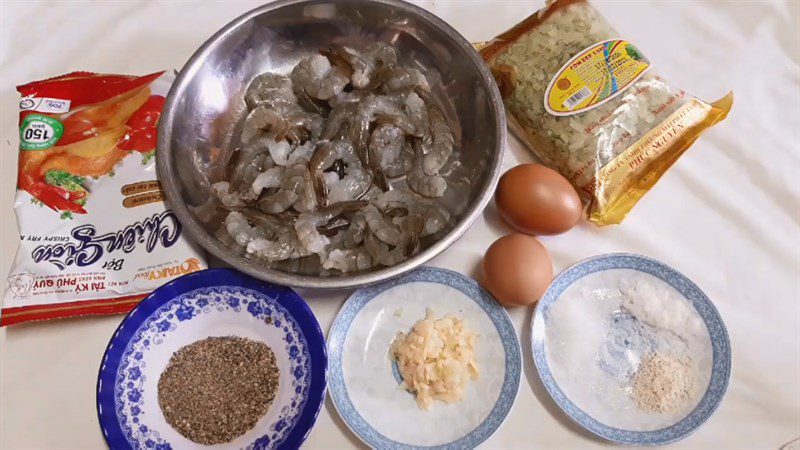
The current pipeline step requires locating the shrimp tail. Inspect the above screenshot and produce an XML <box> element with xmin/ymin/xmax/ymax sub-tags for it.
<box><xmin>404</xmin><ymin>232</ymin><xmax>419</xmax><ymax>257</ymax></box>
<box><xmin>312</xmin><ymin>170</ymin><xmax>329</xmax><ymax>207</ymax></box>
<box><xmin>402</xmin><ymin>215</ymin><xmax>425</xmax><ymax>257</ymax></box>
<box><xmin>373</xmin><ymin>170</ymin><xmax>389</xmax><ymax>191</ymax></box>
<box><xmin>369</xmin><ymin>142</ymin><xmax>390</xmax><ymax>191</ymax></box>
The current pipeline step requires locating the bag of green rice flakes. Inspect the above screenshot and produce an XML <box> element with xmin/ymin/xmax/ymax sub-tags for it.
<box><xmin>480</xmin><ymin>0</ymin><xmax>732</xmax><ymax>225</ymax></box>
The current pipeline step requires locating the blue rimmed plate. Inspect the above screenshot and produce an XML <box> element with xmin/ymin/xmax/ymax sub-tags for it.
<box><xmin>328</xmin><ymin>267</ymin><xmax>521</xmax><ymax>449</ymax></box>
<box><xmin>532</xmin><ymin>254</ymin><xmax>731</xmax><ymax>445</ymax></box>
<box><xmin>96</xmin><ymin>268</ymin><xmax>326</xmax><ymax>450</ymax></box>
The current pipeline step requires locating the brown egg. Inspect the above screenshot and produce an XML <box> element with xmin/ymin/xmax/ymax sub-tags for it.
<box><xmin>495</xmin><ymin>163</ymin><xmax>582</xmax><ymax>235</ymax></box>
<box><xmin>481</xmin><ymin>233</ymin><xmax>553</xmax><ymax>307</ymax></box>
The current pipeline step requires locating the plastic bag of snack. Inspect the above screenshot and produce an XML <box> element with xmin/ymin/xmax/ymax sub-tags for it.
<box><xmin>480</xmin><ymin>0</ymin><xmax>733</xmax><ymax>225</ymax></box>
<box><xmin>2</xmin><ymin>71</ymin><xmax>207</xmax><ymax>326</ymax></box>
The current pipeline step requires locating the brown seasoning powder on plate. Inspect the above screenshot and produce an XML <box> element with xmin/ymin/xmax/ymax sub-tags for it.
<box><xmin>157</xmin><ymin>336</ymin><xmax>280</xmax><ymax>445</ymax></box>
<box><xmin>631</xmin><ymin>352</ymin><xmax>693</xmax><ymax>413</ymax></box>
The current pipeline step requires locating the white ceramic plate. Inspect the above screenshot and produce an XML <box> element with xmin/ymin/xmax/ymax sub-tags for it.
<box><xmin>532</xmin><ymin>254</ymin><xmax>731</xmax><ymax>445</ymax></box>
<box><xmin>328</xmin><ymin>267</ymin><xmax>521</xmax><ymax>449</ymax></box>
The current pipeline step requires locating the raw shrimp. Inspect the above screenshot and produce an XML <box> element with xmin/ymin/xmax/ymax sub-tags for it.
<box><xmin>309</xmin><ymin>139</ymin><xmax>356</xmax><ymax>172</ymax></box>
<box><xmin>319</xmin><ymin>217</ymin><xmax>350</xmax><ymax>237</ymax></box>
<box><xmin>322</xmin><ymin>247</ymin><xmax>374</xmax><ymax>272</ymax></box>
<box><xmin>241</xmin><ymin>104</ymin><xmax>322</xmax><ymax>144</ymax></box>
<box><xmin>384</xmin><ymin>67</ymin><xmax>429</xmax><ymax>93</ymax></box>
<box><xmin>416</xmin><ymin>202</ymin><xmax>450</xmax><ymax>236</ymax></box>
<box><xmin>285</xmin><ymin>141</ymin><xmax>317</xmax><ymax>166</ymax></box>
<box><xmin>330</xmin><ymin>43</ymin><xmax>397</xmax><ymax>89</ymax></box>
<box><xmin>251</xmin><ymin>167</ymin><xmax>284</xmax><ymax>196</ymax></box>
<box><xmin>291</xmin><ymin>54</ymin><xmax>350</xmax><ymax>100</ymax></box>
<box><xmin>423</xmin><ymin>105</ymin><xmax>454</xmax><ymax>175</ymax></box>
<box><xmin>309</xmin><ymin>140</ymin><xmax>371</xmax><ymax>204</ymax></box>
<box><xmin>213</xmin><ymin>182</ymin><xmax>245</xmax><ymax>208</ymax></box>
<box><xmin>398</xmin><ymin>214</ymin><xmax>425</xmax><ymax>257</ymax></box>
<box><xmin>369</xmin><ymin>123</ymin><xmax>406</xmax><ymax>178</ymax></box>
<box><xmin>369</xmin><ymin>213</ymin><xmax>424</xmax><ymax>261</ymax></box>
<box><xmin>266</xmin><ymin>138</ymin><xmax>292</xmax><ymax>165</ymax></box>
<box><xmin>226</xmin><ymin>204</ymin><xmax>293</xmax><ymax>227</ymax></box>
<box><xmin>373</xmin><ymin>190</ymin><xmax>450</xmax><ymax>236</ymax></box>
<box><xmin>321</xmin><ymin>171</ymin><xmax>340</xmax><ymax>186</ymax></box>
<box><xmin>403</xmin><ymin>92</ymin><xmax>429</xmax><ymax>137</ymax></box>
<box><xmin>374</xmin><ymin>112</ymin><xmax>418</xmax><ymax>137</ymax></box>
<box><xmin>360</xmin><ymin>185</ymin><xmax>385</xmax><ymax>201</ymax></box>
<box><xmin>363</xmin><ymin>230</ymin><xmax>408</xmax><ymax>266</ymax></box>
<box><xmin>271</xmin><ymin>254</ymin><xmax>323</xmax><ymax>274</ymax></box>
<box><xmin>229</xmin><ymin>135</ymin><xmax>273</xmax><ymax>192</ymax></box>
<box><xmin>224</xmin><ymin>211</ymin><xmax>256</xmax><ymax>245</ymax></box>
<box><xmin>340</xmin><ymin>210</ymin><xmax>368</xmax><ymax>247</ymax></box>
<box><xmin>326</xmin><ymin>173</ymin><xmax>373</xmax><ymax>204</ymax></box>
<box><xmin>407</xmin><ymin>138</ymin><xmax>447</xmax><ymax>198</ymax></box>
<box><xmin>294</xmin><ymin>166</ymin><xmax>318</xmax><ymax>213</ymax></box>
<box><xmin>295</xmin><ymin>87</ymin><xmax>330</xmax><ymax>116</ymax></box>
<box><xmin>294</xmin><ymin>200</ymin><xmax>367</xmax><ymax>254</ymax></box>
<box><xmin>362</xmin><ymin>204</ymin><xmax>401</xmax><ymax>245</ymax></box>
<box><xmin>247</xmin><ymin>232</ymin><xmax>311</xmax><ymax>261</ymax></box>
<box><xmin>241</xmin><ymin>106</ymin><xmax>285</xmax><ymax>144</ymax></box>
<box><xmin>245</xmin><ymin>73</ymin><xmax>296</xmax><ymax>109</ymax></box>
<box><xmin>372</xmin><ymin>189</ymin><xmax>412</xmax><ymax>212</ymax></box>
<box><xmin>258</xmin><ymin>164</ymin><xmax>308</xmax><ymax>213</ymax></box>
<box><xmin>325</xmin><ymin>45</ymin><xmax>364</xmax><ymax>81</ymax></box>
<box><xmin>223</xmin><ymin>211</ymin><xmax>277</xmax><ymax>248</ymax></box>
<box><xmin>215</xmin><ymin>42</ymin><xmax>457</xmax><ymax>275</ymax></box>
<box><xmin>285</xmin><ymin>109</ymin><xmax>323</xmax><ymax>142</ymax></box>
<box><xmin>257</xmin><ymin>183</ymin><xmax>300</xmax><ymax>213</ymax></box>
<box><xmin>266</xmin><ymin>135</ymin><xmax>322</xmax><ymax>168</ymax></box>
<box><xmin>225</xmin><ymin>207</ymin><xmax>305</xmax><ymax>262</ymax></box>
<box><xmin>320</xmin><ymin>102</ymin><xmax>357</xmax><ymax>141</ymax></box>
<box><xmin>324</xmin><ymin>228</ymin><xmax>348</xmax><ymax>250</ymax></box>
<box><xmin>350</xmin><ymin>95</ymin><xmax>416</xmax><ymax>163</ymax></box>
<box><xmin>328</xmin><ymin>90</ymin><xmax>369</xmax><ymax>107</ymax></box>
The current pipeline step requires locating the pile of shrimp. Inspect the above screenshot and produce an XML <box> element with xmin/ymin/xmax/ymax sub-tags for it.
<box><xmin>212</xmin><ymin>42</ymin><xmax>455</xmax><ymax>274</ymax></box>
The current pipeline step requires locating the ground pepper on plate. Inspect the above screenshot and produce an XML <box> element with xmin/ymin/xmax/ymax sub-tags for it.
<box><xmin>157</xmin><ymin>336</ymin><xmax>280</xmax><ymax>445</ymax></box>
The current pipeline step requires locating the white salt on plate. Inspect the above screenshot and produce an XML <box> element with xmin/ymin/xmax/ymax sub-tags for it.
<box><xmin>542</xmin><ymin>269</ymin><xmax>713</xmax><ymax>431</ymax></box>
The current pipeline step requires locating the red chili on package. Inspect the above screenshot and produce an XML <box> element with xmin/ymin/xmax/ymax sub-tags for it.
<box><xmin>3</xmin><ymin>71</ymin><xmax>206</xmax><ymax>326</ymax></box>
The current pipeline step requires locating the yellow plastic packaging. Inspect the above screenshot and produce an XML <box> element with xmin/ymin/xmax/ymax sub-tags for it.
<box><xmin>480</xmin><ymin>0</ymin><xmax>733</xmax><ymax>225</ymax></box>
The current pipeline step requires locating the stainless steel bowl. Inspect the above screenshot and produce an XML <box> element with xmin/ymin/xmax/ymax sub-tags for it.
<box><xmin>157</xmin><ymin>0</ymin><xmax>505</xmax><ymax>288</ymax></box>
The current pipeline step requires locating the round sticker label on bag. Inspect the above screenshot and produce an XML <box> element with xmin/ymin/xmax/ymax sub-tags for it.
<box><xmin>545</xmin><ymin>39</ymin><xmax>650</xmax><ymax>116</ymax></box>
<box><xmin>20</xmin><ymin>114</ymin><xmax>64</xmax><ymax>150</ymax></box>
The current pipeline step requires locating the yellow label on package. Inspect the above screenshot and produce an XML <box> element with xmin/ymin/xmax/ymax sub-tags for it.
<box><xmin>545</xmin><ymin>39</ymin><xmax>650</xmax><ymax>116</ymax></box>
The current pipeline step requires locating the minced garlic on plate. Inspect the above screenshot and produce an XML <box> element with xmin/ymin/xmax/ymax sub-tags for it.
<box><xmin>391</xmin><ymin>309</ymin><xmax>479</xmax><ymax>410</ymax></box>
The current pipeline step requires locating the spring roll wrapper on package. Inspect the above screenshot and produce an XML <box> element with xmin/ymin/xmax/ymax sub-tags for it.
<box><xmin>479</xmin><ymin>0</ymin><xmax>733</xmax><ymax>225</ymax></box>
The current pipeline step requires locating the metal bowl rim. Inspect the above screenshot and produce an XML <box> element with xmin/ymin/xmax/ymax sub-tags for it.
<box><xmin>157</xmin><ymin>0</ymin><xmax>506</xmax><ymax>289</ymax></box>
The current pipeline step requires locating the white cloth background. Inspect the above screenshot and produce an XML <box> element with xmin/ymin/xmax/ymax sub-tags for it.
<box><xmin>1</xmin><ymin>1</ymin><xmax>798</xmax><ymax>448</ymax></box>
